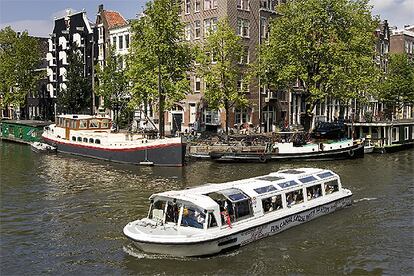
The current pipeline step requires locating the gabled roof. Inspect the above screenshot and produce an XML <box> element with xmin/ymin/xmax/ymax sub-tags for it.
<box><xmin>102</xmin><ymin>10</ymin><xmax>127</xmax><ymax>29</ymax></box>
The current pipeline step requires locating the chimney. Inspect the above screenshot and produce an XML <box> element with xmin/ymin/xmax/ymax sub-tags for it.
<box><xmin>98</xmin><ymin>4</ymin><xmax>104</xmax><ymax>13</ymax></box>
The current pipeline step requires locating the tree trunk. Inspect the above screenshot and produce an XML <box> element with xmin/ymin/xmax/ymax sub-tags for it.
<box><xmin>158</xmin><ymin>63</ymin><xmax>165</xmax><ymax>138</ymax></box>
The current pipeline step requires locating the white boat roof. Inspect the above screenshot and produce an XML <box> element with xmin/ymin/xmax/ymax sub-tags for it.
<box><xmin>57</xmin><ymin>114</ymin><xmax>110</xmax><ymax>120</ymax></box>
<box><xmin>153</xmin><ymin>168</ymin><xmax>338</xmax><ymax>210</ymax></box>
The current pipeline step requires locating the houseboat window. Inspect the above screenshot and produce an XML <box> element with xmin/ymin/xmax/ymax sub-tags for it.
<box><xmin>208</xmin><ymin>212</ymin><xmax>218</xmax><ymax>228</ymax></box>
<box><xmin>79</xmin><ymin>120</ymin><xmax>87</xmax><ymax>129</ymax></box>
<box><xmin>70</xmin><ymin>120</ymin><xmax>77</xmax><ymax>129</ymax></box>
<box><xmin>89</xmin><ymin>138</ymin><xmax>94</xmax><ymax>143</ymax></box>
<box><xmin>149</xmin><ymin>200</ymin><xmax>166</xmax><ymax>221</ymax></box>
<box><xmin>306</xmin><ymin>184</ymin><xmax>322</xmax><ymax>200</ymax></box>
<box><xmin>299</xmin><ymin>175</ymin><xmax>317</xmax><ymax>184</ymax></box>
<box><xmin>254</xmin><ymin>185</ymin><xmax>277</xmax><ymax>194</ymax></box>
<box><xmin>89</xmin><ymin>119</ymin><xmax>99</xmax><ymax>128</ymax></box>
<box><xmin>101</xmin><ymin>119</ymin><xmax>109</xmax><ymax>128</ymax></box>
<box><xmin>392</xmin><ymin>127</ymin><xmax>399</xmax><ymax>142</ymax></box>
<box><xmin>257</xmin><ymin>176</ymin><xmax>284</xmax><ymax>182</ymax></box>
<box><xmin>83</xmin><ymin>138</ymin><xmax>88</xmax><ymax>142</ymax></box>
<box><xmin>278</xmin><ymin>180</ymin><xmax>298</xmax><ymax>189</ymax></box>
<box><xmin>404</xmin><ymin>127</ymin><xmax>409</xmax><ymax>140</ymax></box>
<box><xmin>165</xmin><ymin>201</ymin><xmax>180</xmax><ymax>223</ymax></box>
<box><xmin>234</xmin><ymin>199</ymin><xmax>252</xmax><ymax>221</ymax></box>
<box><xmin>286</xmin><ymin>189</ymin><xmax>304</xmax><ymax>207</ymax></box>
<box><xmin>180</xmin><ymin>206</ymin><xmax>205</xmax><ymax>229</ymax></box>
<box><xmin>95</xmin><ymin>139</ymin><xmax>101</xmax><ymax>144</ymax></box>
<box><xmin>71</xmin><ymin>136</ymin><xmax>76</xmax><ymax>141</ymax></box>
<box><xmin>325</xmin><ymin>179</ymin><xmax>339</xmax><ymax>194</ymax></box>
<box><xmin>317</xmin><ymin>171</ymin><xmax>334</xmax><ymax>179</ymax></box>
<box><xmin>77</xmin><ymin>137</ymin><xmax>82</xmax><ymax>142</ymax></box>
<box><xmin>262</xmin><ymin>195</ymin><xmax>283</xmax><ymax>213</ymax></box>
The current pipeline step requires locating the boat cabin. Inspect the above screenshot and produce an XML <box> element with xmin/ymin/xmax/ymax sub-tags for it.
<box><xmin>146</xmin><ymin>168</ymin><xmax>342</xmax><ymax>230</ymax></box>
<box><xmin>53</xmin><ymin>115</ymin><xmax>111</xmax><ymax>141</ymax></box>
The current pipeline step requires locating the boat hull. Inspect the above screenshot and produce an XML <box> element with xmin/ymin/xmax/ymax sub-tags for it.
<box><xmin>210</xmin><ymin>143</ymin><xmax>364</xmax><ymax>163</ymax></box>
<box><xmin>42</xmin><ymin>136</ymin><xmax>186</xmax><ymax>167</ymax></box>
<box><xmin>126</xmin><ymin>195</ymin><xmax>352</xmax><ymax>257</ymax></box>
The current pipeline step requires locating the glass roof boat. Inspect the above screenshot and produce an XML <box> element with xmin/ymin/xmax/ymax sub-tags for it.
<box><xmin>123</xmin><ymin>168</ymin><xmax>352</xmax><ymax>257</ymax></box>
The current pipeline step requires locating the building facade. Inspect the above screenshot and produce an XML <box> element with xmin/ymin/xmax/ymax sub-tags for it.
<box><xmin>390</xmin><ymin>25</ymin><xmax>414</xmax><ymax>61</ymax></box>
<box><xmin>46</xmin><ymin>9</ymin><xmax>97</xmax><ymax>116</ymax></box>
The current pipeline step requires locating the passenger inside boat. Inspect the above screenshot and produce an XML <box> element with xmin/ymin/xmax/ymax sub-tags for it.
<box><xmin>325</xmin><ymin>179</ymin><xmax>339</xmax><ymax>194</ymax></box>
<box><xmin>165</xmin><ymin>200</ymin><xmax>180</xmax><ymax>223</ymax></box>
<box><xmin>262</xmin><ymin>195</ymin><xmax>283</xmax><ymax>213</ymax></box>
<box><xmin>286</xmin><ymin>189</ymin><xmax>304</xmax><ymax>207</ymax></box>
<box><xmin>307</xmin><ymin>184</ymin><xmax>322</xmax><ymax>200</ymax></box>
<box><xmin>181</xmin><ymin>206</ymin><xmax>205</xmax><ymax>229</ymax></box>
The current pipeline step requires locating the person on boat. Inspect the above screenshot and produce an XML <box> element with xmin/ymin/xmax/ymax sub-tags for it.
<box><xmin>287</xmin><ymin>194</ymin><xmax>294</xmax><ymax>207</ymax></box>
<box><xmin>224</xmin><ymin>200</ymin><xmax>235</xmax><ymax>222</ymax></box>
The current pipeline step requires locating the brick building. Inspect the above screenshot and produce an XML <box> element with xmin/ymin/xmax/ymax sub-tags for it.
<box><xmin>390</xmin><ymin>25</ymin><xmax>414</xmax><ymax>60</ymax></box>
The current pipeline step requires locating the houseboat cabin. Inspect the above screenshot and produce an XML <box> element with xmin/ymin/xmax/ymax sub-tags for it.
<box><xmin>124</xmin><ymin>168</ymin><xmax>352</xmax><ymax>256</ymax></box>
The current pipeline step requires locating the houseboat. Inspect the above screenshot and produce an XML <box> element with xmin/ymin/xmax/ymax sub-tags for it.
<box><xmin>42</xmin><ymin>115</ymin><xmax>186</xmax><ymax>166</ymax></box>
<box><xmin>346</xmin><ymin>119</ymin><xmax>414</xmax><ymax>153</ymax></box>
<box><xmin>209</xmin><ymin>139</ymin><xmax>364</xmax><ymax>163</ymax></box>
<box><xmin>0</xmin><ymin>119</ymin><xmax>50</xmax><ymax>144</ymax></box>
<box><xmin>123</xmin><ymin>168</ymin><xmax>352</xmax><ymax>257</ymax></box>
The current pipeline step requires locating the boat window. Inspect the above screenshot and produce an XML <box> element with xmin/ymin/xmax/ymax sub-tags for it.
<box><xmin>70</xmin><ymin>120</ymin><xmax>77</xmax><ymax>129</ymax></box>
<box><xmin>165</xmin><ymin>201</ymin><xmax>180</xmax><ymax>224</ymax></box>
<box><xmin>325</xmin><ymin>179</ymin><xmax>339</xmax><ymax>195</ymax></box>
<box><xmin>95</xmin><ymin>139</ymin><xmax>101</xmax><ymax>144</ymax></box>
<box><xmin>254</xmin><ymin>185</ymin><xmax>277</xmax><ymax>194</ymax></box>
<box><xmin>89</xmin><ymin>119</ymin><xmax>99</xmax><ymax>128</ymax></box>
<box><xmin>280</xmin><ymin>169</ymin><xmax>305</xmax><ymax>174</ymax></box>
<box><xmin>101</xmin><ymin>119</ymin><xmax>109</xmax><ymax>129</ymax></box>
<box><xmin>317</xmin><ymin>171</ymin><xmax>334</xmax><ymax>179</ymax></box>
<box><xmin>228</xmin><ymin>192</ymin><xmax>248</xmax><ymax>202</ymax></box>
<box><xmin>149</xmin><ymin>200</ymin><xmax>166</xmax><ymax>222</ymax></box>
<box><xmin>181</xmin><ymin>206</ymin><xmax>205</xmax><ymax>229</ymax></box>
<box><xmin>262</xmin><ymin>195</ymin><xmax>283</xmax><ymax>213</ymax></box>
<box><xmin>286</xmin><ymin>189</ymin><xmax>304</xmax><ymax>207</ymax></box>
<box><xmin>77</xmin><ymin>137</ymin><xmax>82</xmax><ymax>142</ymax></box>
<box><xmin>71</xmin><ymin>136</ymin><xmax>76</xmax><ymax>141</ymax></box>
<box><xmin>234</xmin><ymin>199</ymin><xmax>252</xmax><ymax>221</ymax></box>
<box><xmin>257</xmin><ymin>176</ymin><xmax>284</xmax><ymax>182</ymax></box>
<box><xmin>79</xmin><ymin>120</ymin><xmax>87</xmax><ymax>129</ymax></box>
<box><xmin>278</xmin><ymin>180</ymin><xmax>298</xmax><ymax>189</ymax></box>
<box><xmin>306</xmin><ymin>184</ymin><xmax>322</xmax><ymax>200</ymax></box>
<box><xmin>299</xmin><ymin>176</ymin><xmax>317</xmax><ymax>183</ymax></box>
<box><xmin>89</xmin><ymin>138</ymin><xmax>94</xmax><ymax>143</ymax></box>
<box><xmin>207</xmin><ymin>212</ymin><xmax>218</xmax><ymax>228</ymax></box>
<box><xmin>83</xmin><ymin>138</ymin><xmax>88</xmax><ymax>142</ymax></box>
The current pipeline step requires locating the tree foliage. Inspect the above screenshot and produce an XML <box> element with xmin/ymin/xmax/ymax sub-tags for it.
<box><xmin>257</xmin><ymin>0</ymin><xmax>379</xmax><ymax>130</ymax></box>
<box><xmin>128</xmin><ymin>0</ymin><xmax>193</xmax><ymax>136</ymax></box>
<box><xmin>380</xmin><ymin>53</ymin><xmax>414</xmax><ymax>113</ymax></box>
<box><xmin>95</xmin><ymin>46</ymin><xmax>129</xmax><ymax>130</ymax></box>
<box><xmin>58</xmin><ymin>45</ymin><xmax>91</xmax><ymax>114</ymax></box>
<box><xmin>0</xmin><ymin>26</ymin><xmax>43</xmax><ymax>113</ymax></box>
<box><xmin>196</xmin><ymin>18</ymin><xmax>247</xmax><ymax>134</ymax></box>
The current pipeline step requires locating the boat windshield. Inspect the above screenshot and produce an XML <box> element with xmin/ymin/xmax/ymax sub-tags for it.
<box><xmin>149</xmin><ymin>199</ymin><xmax>182</xmax><ymax>225</ymax></box>
<box><xmin>180</xmin><ymin>205</ymin><xmax>205</xmax><ymax>229</ymax></box>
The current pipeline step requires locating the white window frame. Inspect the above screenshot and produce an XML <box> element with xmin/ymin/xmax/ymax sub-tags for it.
<box><xmin>392</xmin><ymin>127</ymin><xmax>399</xmax><ymax>142</ymax></box>
<box><xmin>237</xmin><ymin>18</ymin><xmax>250</xmax><ymax>38</ymax></box>
<box><xmin>194</xmin><ymin>76</ymin><xmax>201</xmax><ymax>93</ymax></box>
<box><xmin>185</xmin><ymin>23</ymin><xmax>192</xmax><ymax>41</ymax></box>
<box><xmin>185</xmin><ymin>0</ymin><xmax>191</xmax><ymax>14</ymax></box>
<box><xmin>195</xmin><ymin>0</ymin><xmax>201</xmax><ymax>12</ymax></box>
<box><xmin>404</xmin><ymin>126</ymin><xmax>409</xmax><ymax>140</ymax></box>
<box><xmin>237</xmin><ymin>0</ymin><xmax>250</xmax><ymax>11</ymax></box>
<box><xmin>194</xmin><ymin>20</ymin><xmax>201</xmax><ymax>39</ymax></box>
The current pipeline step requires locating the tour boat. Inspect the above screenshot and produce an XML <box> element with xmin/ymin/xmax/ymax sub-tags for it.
<box><xmin>42</xmin><ymin>115</ymin><xmax>186</xmax><ymax>166</ymax></box>
<box><xmin>123</xmin><ymin>168</ymin><xmax>352</xmax><ymax>256</ymax></box>
<box><xmin>209</xmin><ymin>139</ymin><xmax>364</xmax><ymax>163</ymax></box>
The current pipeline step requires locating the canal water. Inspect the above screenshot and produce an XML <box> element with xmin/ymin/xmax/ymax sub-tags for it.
<box><xmin>1</xmin><ymin>141</ymin><xmax>413</xmax><ymax>275</ymax></box>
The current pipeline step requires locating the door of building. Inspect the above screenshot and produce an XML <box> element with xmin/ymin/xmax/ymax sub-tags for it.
<box><xmin>172</xmin><ymin>113</ymin><xmax>183</xmax><ymax>135</ymax></box>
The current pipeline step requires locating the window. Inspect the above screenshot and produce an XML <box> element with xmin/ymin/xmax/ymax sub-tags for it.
<box><xmin>95</xmin><ymin>139</ymin><xmax>101</xmax><ymax>144</ymax></box>
<box><xmin>234</xmin><ymin>199</ymin><xmax>252</xmax><ymax>221</ymax></box>
<box><xmin>237</xmin><ymin>18</ymin><xmax>250</xmax><ymax>38</ymax></box>
<box><xmin>404</xmin><ymin>126</ymin><xmax>409</xmax><ymax>140</ymax></box>
<box><xmin>195</xmin><ymin>76</ymin><xmax>201</xmax><ymax>92</ymax></box>
<box><xmin>125</xmin><ymin>34</ymin><xmax>130</xmax><ymax>48</ymax></box>
<box><xmin>195</xmin><ymin>20</ymin><xmax>201</xmax><ymax>39</ymax></box>
<box><xmin>234</xmin><ymin>108</ymin><xmax>250</xmax><ymax>124</ymax></box>
<box><xmin>306</xmin><ymin>184</ymin><xmax>322</xmax><ymax>200</ymax></box>
<box><xmin>181</xmin><ymin>206</ymin><xmax>205</xmax><ymax>229</ymax></box>
<box><xmin>204</xmin><ymin>17</ymin><xmax>218</xmax><ymax>36</ymax></box>
<box><xmin>317</xmin><ymin>171</ymin><xmax>334</xmax><ymax>179</ymax></box>
<box><xmin>392</xmin><ymin>127</ymin><xmax>399</xmax><ymax>142</ymax></box>
<box><xmin>195</xmin><ymin>0</ymin><xmax>201</xmax><ymax>12</ymax></box>
<box><xmin>286</xmin><ymin>189</ymin><xmax>304</xmax><ymax>207</ymax></box>
<box><xmin>88</xmin><ymin>138</ymin><xmax>93</xmax><ymax>143</ymax></box>
<box><xmin>254</xmin><ymin>185</ymin><xmax>277</xmax><ymax>194</ymax></box>
<box><xmin>165</xmin><ymin>201</ymin><xmax>180</xmax><ymax>224</ymax></box>
<box><xmin>237</xmin><ymin>76</ymin><xmax>249</xmax><ymax>93</ymax></box>
<box><xmin>89</xmin><ymin>119</ymin><xmax>99</xmax><ymax>128</ymax></box>
<box><xmin>324</xmin><ymin>180</ymin><xmax>339</xmax><ymax>194</ymax></box>
<box><xmin>112</xmin><ymin>36</ymin><xmax>116</xmax><ymax>46</ymax></box>
<box><xmin>101</xmin><ymin>119</ymin><xmax>109</xmax><ymax>129</ymax></box>
<box><xmin>77</xmin><ymin>137</ymin><xmax>82</xmax><ymax>142</ymax></box>
<box><xmin>240</xmin><ymin>47</ymin><xmax>249</xmax><ymax>64</ymax></box>
<box><xmin>79</xmin><ymin>120</ymin><xmax>87</xmax><ymax>129</ymax></box>
<box><xmin>299</xmin><ymin>175</ymin><xmax>317</xmax><ymax>184</ymax></box>
<box><xmin>118</xmin><ymin>35</ymin><xmax>123</xmax><ymax>49</ymax></box>
<box><xmin>257</xmin><ymin>176</ymin><xmax>284</xmax><ymax>182</ymax></box>
<box><xmin>185</xmin><ymin>23</ymin><xmax>192</xmax><ymax>41</ymax></box>
<box><xmin>83</xmin><ymin>138</ymin><xmax>88</xmax><ymax>142</ymax></box>
<box><xmin>204</xmin><ymin>0</ymin><xmax>217</xmax><ymax>10</ymax></box>
<box><xmin>207</xmin><ymin>212</ymin><xmax>218</xmax><ymax>228</ymax></box>
<box><xmin>149</xmin><ymin>200</ymin><xmax>166</xmax><ymax>221</ymax></box>
<box><xmin>237</xmin><ymin>0</ymin><xmax>250</xmax><ymax>11</ymax></box>
<box><xmin>260</xmin><ymin>17</ymin><xmax>268</xmax><ymax>39</ymax></box>
<box><xmin>72</xmin><ymin>136</ymin><xmax>76</xmax><ymax>141</ymax></box>
<box><xmin>185</xmin><ymin>0</ymin><xmax>191</xmax><ymax>14</ymax></box>
<box><xmin>262</xmin><ymin>195</ymin><xmax>283</xmax><ymax>213</ymax></box>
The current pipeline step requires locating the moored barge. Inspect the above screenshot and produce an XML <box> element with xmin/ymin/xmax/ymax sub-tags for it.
<box><xmin>123</xmin><ymin>168</ymin><xmax>352</xmax><ymax>256</ymax></box>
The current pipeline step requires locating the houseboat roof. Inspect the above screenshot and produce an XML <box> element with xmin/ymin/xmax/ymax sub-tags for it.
<box><xmin>0</xmin><ymin>120</ymin><xmax>50</xmax><ymax>127</ymax></box>
<box><xmin>345</xmin><ymin>119</ymin><xmax>414</xmax><ymax>127</ymax></box>
<box><xmin>152</xmin><ymin>168</ymin><xmax>337</xmax><ymax>210</ymax></box>
<box><xmin>57</xmin><ymin>114</ymin><xmax>110</xmax><ymax>120</ymax></box>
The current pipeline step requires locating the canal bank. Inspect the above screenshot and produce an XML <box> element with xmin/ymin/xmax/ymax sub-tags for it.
<box><xmin>1</xmin><ymin>141</ymin><xmax>413</xmax><ymax>275</ymax></box>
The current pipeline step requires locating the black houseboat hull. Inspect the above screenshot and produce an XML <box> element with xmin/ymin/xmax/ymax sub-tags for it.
<box><xmin>210</xmin><ymin>143</ymin><xmax>364</xmax><ymax>163</ymax></box>
<box><xmin>43</xmin><ymin>136</ymin><xmax>186</xmax><ymax>167</ymax></box>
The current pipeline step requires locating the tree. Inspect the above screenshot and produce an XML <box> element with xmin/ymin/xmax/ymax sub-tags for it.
<box><xmin>257</xmin><ymin>0</ymin><xmax>379</xmax><ymax>130</ymax></box>
<box><xmin>380</xmin><ymin>53</ymin><xmax>414</xmax><ymax>118</ymax></box>
<box><xmin>0</xmin><ymin>26</ymin><xmax>43</xmax><ymax>118</ymax></box>
<box><xmin>95</xmin><ymin>46</ymin><xmax>129</xmax><ymax>131</ymax></box>
<box><xmin>196</xmin><ymin>18</ymin><xmax>247</xmax><ymax>134</ymax></box>
<box><xmin>128</xmin><ymin>0</ymin><xmax>193</xmax><ymax>137</ymax></box>
<box><xmin>58</xmin><ymin>45</ymin><xmax>91</xmax><ymax>114</ymax></box>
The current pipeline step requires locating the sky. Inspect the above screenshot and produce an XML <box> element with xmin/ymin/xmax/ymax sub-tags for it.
<box><xmin>0</xmin><ymin>0</ymin><xmax>413</xmax><ymax>38</ymax></box>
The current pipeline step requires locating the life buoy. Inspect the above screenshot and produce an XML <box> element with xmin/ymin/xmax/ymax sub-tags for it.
<box><xmin>348</xmin><ymin>149</ymin><xmax>355</xmax><ymax>157</ymax></box>
<box><xmin>259</xmin><ymin>154</ymin><xmax>267</xmax><ymax>163</ymax></box>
